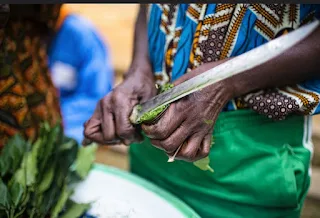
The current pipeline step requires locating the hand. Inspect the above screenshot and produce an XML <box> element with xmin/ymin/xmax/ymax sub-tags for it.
<box><xmin>84</xmin><ymin>63</ymin><xmax>157</xmax><ymax>145</ymax></box>
<box><xmin>142</xmin><ymin>59</ymin><xmax>234</xmax><ymax>162</ymax></box>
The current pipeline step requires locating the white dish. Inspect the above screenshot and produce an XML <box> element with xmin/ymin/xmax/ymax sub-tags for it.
<box><xmin>72</xmin><ymin>164</ymin><xmax>200</xmax><ymax>218</ymax></box>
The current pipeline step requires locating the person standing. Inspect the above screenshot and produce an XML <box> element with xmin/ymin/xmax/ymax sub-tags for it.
<box><xmin>84</xmin><ymin>4</ymin><xmax>320</xmax><ymax>217</ymax></box>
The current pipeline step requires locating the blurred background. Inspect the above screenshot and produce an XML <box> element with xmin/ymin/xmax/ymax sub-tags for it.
<box><xmin>64</xmin><ymin>4</ymin><xmax>320</xmax><ymax>217</ymax></box>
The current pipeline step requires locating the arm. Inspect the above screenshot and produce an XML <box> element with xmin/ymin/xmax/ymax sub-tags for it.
<box><xmin>125</xmin><ymin>4</ymin><xmax>153</xmax><ymax>79</ymax></box>
<box><xmin>229</xmin><ymin>26</ymin><xmax>320</xmax><ymax>99</ymax></box>
<box><xmin>83</xmin><ymin>5</ymin><xmax>157</xmax><ymax>145</ymax></box>
<box><xmin>142</xmin><ymin>25</ymin><xmax>320</xmax><ymax>162</ymax></box>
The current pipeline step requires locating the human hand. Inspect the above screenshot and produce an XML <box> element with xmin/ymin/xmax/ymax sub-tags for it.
<box><xmin>142</xmin><ymin>59</ymin><xmax>234</xmax><ymax>162</ymax></box>
<box><xmin>83</xmin><ymin>63</ymin><xmax>157</xmax><ymax>145</ymax></box>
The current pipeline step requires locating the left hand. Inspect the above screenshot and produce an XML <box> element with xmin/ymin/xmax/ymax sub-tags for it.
<box><xmin>142</xmin><ymin>59</ymin><xmax>234</xmax><ymax>162</ymax></box>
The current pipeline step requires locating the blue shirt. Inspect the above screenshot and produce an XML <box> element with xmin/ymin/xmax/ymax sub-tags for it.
<box><xmin>48</xmin><ymin>14</ymin><xmax>113</xmax><ymax>143</ymax></box>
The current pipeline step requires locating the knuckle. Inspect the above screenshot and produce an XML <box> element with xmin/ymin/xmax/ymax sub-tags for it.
<box><xmin>202</xmin><ymin>149</ymin><xmax>210</xmax><ymax>157</ymax></box>
<box><xmin>143</xmin><ymin>124</ymin><xmax>166</xmax><ymax>139</ymax></box>
<box><xmin>83</xmin><ymin>129</ymin><xmax>91</xmax><ymax>138</ymax></box>
<box><xmin>161</xmin><ymin>139</ymin><xmax>177</xmax><ymax>153</ymax></box>
<box><xmin>198</xmin><ymin>148</ymin><xmax>210</xmax><ymax>159</ymax></box>
<box><xmin>155</xmin><ymin>129</ymin><xmax>169</xmax><ymax>139</ymax></box>
<box><xmin>117</xmin><ymin>127</ymin><xmax>134</xmax><ymax>139</ymax></box>
<box><xmin>182</xmin><ymin>150</ymin><xmax>197</xmax><ymax>162</ymax></box>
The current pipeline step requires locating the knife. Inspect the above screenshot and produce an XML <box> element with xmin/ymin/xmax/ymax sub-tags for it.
<box><xmin>129</xmin><ymin>20</ymin><xmax>319</xmax><ymax>125</ymax></box>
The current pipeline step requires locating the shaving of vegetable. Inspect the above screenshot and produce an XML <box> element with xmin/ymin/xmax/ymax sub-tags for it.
<box><xmin>193</xmin><ymin>136</ymin><xmax>215</xmax><ymax>173</ymax></box>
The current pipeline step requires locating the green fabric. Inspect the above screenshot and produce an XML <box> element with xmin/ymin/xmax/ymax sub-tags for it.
<box><xmin>129</xmin><ymin>110</ymin><xmax>312</xmax><ymax>218</ymax></box>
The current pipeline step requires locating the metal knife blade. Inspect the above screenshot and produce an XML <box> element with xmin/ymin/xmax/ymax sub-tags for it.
<box><xmin>130</xmin><ymin>20</ymin><xmax>319</xmax><ymax>124</ymax></box>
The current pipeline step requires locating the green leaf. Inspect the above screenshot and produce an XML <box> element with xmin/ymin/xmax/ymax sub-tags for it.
<box><xmin>193</xmin><ymin>157</ymin><xmax>214</xmax><ymax>173</ymax></box>
<box><xmin>14</xmin><ymin>148</ymin><xmax>38</xmax><ymax>187</ymax></box>
<box><xmin>0</xmin><ymin>134</ymin><xmax>27</xmax><ymax>177</ymax></box>
<box><xmin>0</xmin><ymin>179</ymin><xmax>11</xmax><ymax>210</ymax></box>
<box><xmin>50</xmin><ymin>185</ymin><xmax>71</xmax><ymax>218</ymax></box>
<box><xmin>9</xmin><ymin>181</ymin><xmax>24</xmax><ymax>207</ymax></box>
<box><xmin>72</xmin><ymin>144</ymin><xmax>97</xmax><ymax>179</ymax></box>
<box><xmin>38</xmin><ymin>166</ymin><xmax>55</xmax><ymax>193</ymax></box>
<box><xmin>39</xmin><ymin>124</ymin><xmax>60</xmax><ymax>172</ymax></box>
<box><xmin>59</xmin><ymin>137</ymin><xmax>78</xmax><ymax>152</ymax></box>
<box><xmin>60</xmin><ymin>201</ymin><xmax>91</xmax><ymax>218</ymax></box>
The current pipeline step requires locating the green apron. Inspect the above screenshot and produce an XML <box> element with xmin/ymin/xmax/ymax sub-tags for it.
<box><xmin>130</xmin><ymin>110</ymin><xmax>312</xmax><ymax>218</ymax></box>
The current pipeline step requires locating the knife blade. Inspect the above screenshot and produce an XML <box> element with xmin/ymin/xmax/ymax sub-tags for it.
<box><xmin>130</xmin><ymin>20</ymin><xmax>319</xmax><ymax>124</ymax></box>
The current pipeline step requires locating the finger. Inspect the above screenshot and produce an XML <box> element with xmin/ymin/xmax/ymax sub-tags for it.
<box><xmin>150</xmin><ymin>122</ymin><xmax>190</xmax><ymax>153</ymax></box>
<box><xmin>100</xmin><ymin>97</ymin><xmax>117</xmax><ymax>141</ymax></box>
<box><xmin>196</xmin><ymin>133</ymin><xmax>212</xmax><ymax>160</ymax></box>
<box><xmin>83</xmin><ymin>99</ymin><xmax>103</xmax><ymax>138</ymax></box>
<box><xmin>113</xmin><ymin>93</ymin><xmax>142</xmax><ymax>144</ymax></box>
<box><xmin>175</xmin><ymin>133</ymin><xmax>203</xmax><ymax>162</ymax></box>
<box><xmin>83</xmin><ymin>119</ymin><xmax>105</xmax><ymax>145</ymax></box>
<box><xmin>83</xmin><ymin>105</ymin><xmax>105</xmax><ymax>144</ymax></box>
<box><xmin>142</xmin><ymin>103</ymin><xmax>185</xmax><ymax>140</ymax></box>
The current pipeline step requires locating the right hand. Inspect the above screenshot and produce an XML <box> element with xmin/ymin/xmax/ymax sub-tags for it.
<box><xmin>83</xmin><ymin>63</ymin><xmax>157</xmax><ymax>145</ymax></box>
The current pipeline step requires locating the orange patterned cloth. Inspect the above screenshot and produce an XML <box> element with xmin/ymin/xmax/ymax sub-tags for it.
<box><xmin>0</xmin><ymin>5</ymin><xmax>62</xmax><ymax>148</ymax></box>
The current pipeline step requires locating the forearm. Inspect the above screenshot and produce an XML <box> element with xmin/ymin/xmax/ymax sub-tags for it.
<box><xmin>126</xmin><ymin>5</ymin><xmax>153</xmax><ymax>79</ymax></box>
<box><xmin>229</xmin><ymin>26</ymin><xmax>320</xmax><ymax>98</ymax></box>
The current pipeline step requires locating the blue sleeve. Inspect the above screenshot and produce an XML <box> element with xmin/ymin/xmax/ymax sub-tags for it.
<box><xmin>48</xmin><ymin>15</ymin><xmax>114</xmax><ymax>143</ymax></box>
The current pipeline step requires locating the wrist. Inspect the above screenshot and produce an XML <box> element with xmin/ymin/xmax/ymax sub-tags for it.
<box><xmin>124</xmin><ymin>58</ymin><xmax>153</xmax><ymax>79</ymax></box>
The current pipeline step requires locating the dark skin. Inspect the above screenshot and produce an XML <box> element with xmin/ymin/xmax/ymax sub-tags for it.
<box><xmin>84</xmin><ymin>5</ymin><xmax>320</xmax><ymax>162</ymax></box>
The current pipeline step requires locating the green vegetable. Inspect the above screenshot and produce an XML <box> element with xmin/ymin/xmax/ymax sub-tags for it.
<box><xmin>138</xmin><ymin>104</ymin><xmax>169</xmax><ymax>124</ymax></box>
<box><xmin>0</xmin><ymin>122</ymin><xmax>97</xmax><ymax>218</ymax></box>
<box><xmin>136</xmin><ymin>83</ymin><xmax>174</xmax><ymax>124</ymax></box>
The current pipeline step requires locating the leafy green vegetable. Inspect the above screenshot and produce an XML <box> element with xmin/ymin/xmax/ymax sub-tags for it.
<box><xmin>71</xmin><ymin>144</ymin><xmax>98</xmax><ymax>179</ymax></box>
<box><xmin>51</xmin><ymin>184</ymin><xmax>71</xmax><ymax>218</ymax></box>
<box><xmin>0</xmin><ymin>122</ymin><xmax>97</xmax><ymax>218</ymax></box>
<box><xmin>38</xmin><ymin>166</ymin><xmax>54</xmax><ymax>193</ymax></box>
<box><xmin>0</xmin><ymin>134</ymin><xmax>27</xmax><ymax>177</ymax></box>
<box><xmin>0</xmin><ymin>179</ymin><xmax>10</xmax><ymax>210</ymax></box>
<box><xmin>9</xmin><ymin>180</ymin><xmax>23</xmax><ymax>207</ymax></box>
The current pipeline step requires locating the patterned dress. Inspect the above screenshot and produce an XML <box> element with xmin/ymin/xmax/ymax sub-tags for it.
<box><xmin>0</xmin><ymin>5</ymin><xmax>62</xmax><ymax>148</ymax></box>
<box><xmin>147</xmin><ymin>4</ymin><xmax>320</xmax><ymax>120</ymax></box>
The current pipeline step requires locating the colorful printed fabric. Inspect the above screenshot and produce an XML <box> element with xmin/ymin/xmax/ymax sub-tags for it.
<box><xmin>0</xmin><ymin>5</ymin><xmax>62</xmax><ymax>148</ymax></box>
<box><xmin>147</xmin><ymin>4</ymin><xmax>320</xmax><ymax>120</ymax></box>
